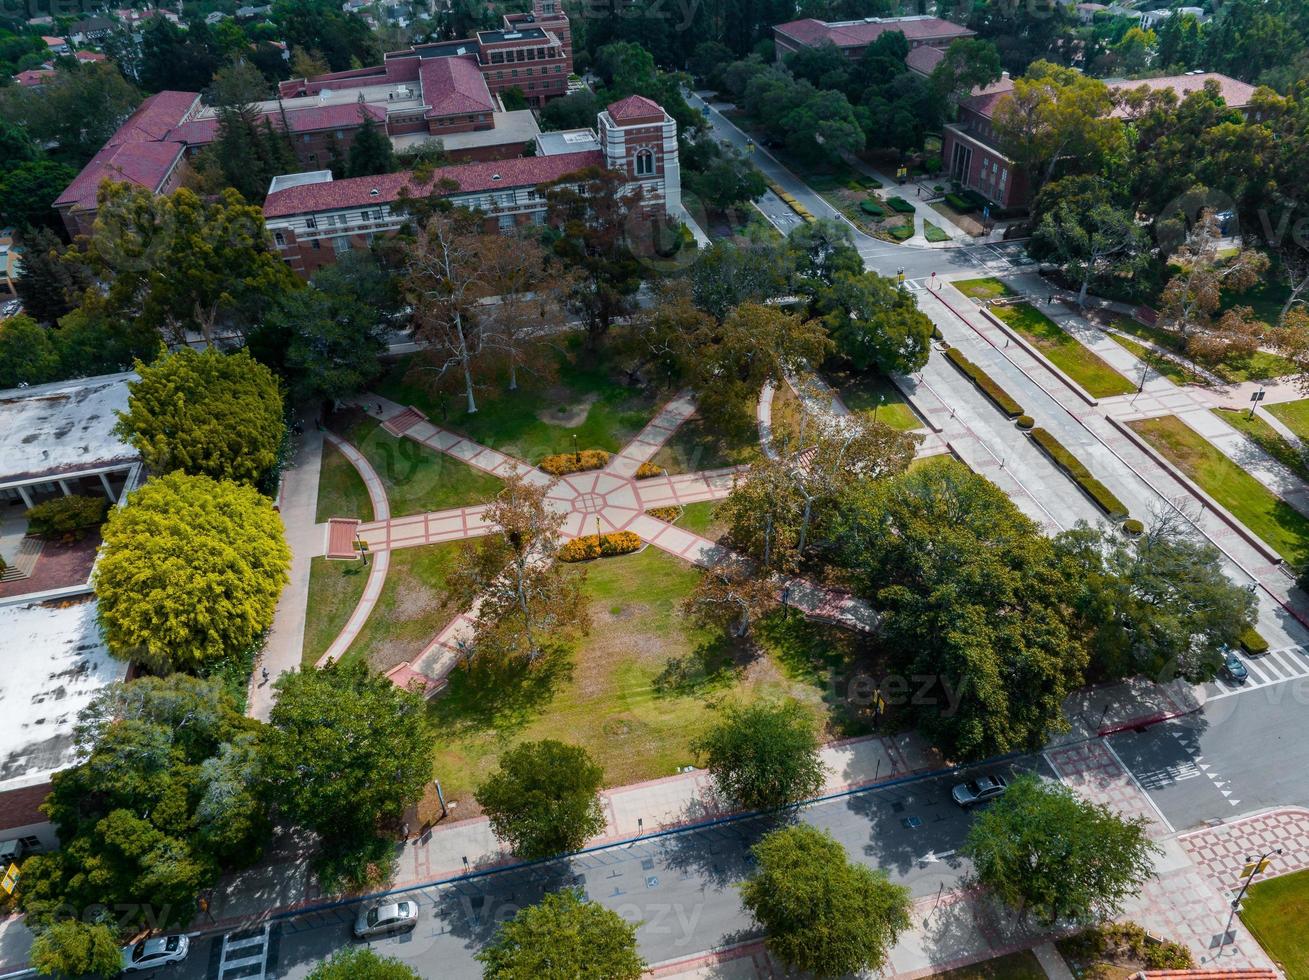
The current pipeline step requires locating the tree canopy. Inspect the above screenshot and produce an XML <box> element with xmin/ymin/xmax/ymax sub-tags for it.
<box><xmin>94</xmin><ymin>472</ymin><xmax>290</xmax><ymax>671</ymax></box>
<box><xmin>695</xmin><ymin>700</ymin><xmax>826</xmax><ymax>811</ymax></box>
<box><xmin>477</xmin><ymin>889</ymin><xmax>645</xmax><ymax>980</ymax></box>
<box><xmin>476</xmin><ymin>740</ymin><xmax>607</xmax><ymax>859</ymax></box>
<box><xmin>307</xmin><ymin>948</ymin><xmax>421</xmax><ymax>980</ymax></box>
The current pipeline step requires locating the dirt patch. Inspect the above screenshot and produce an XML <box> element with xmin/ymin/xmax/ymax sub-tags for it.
<box><xmin>602</xmin><ymin>601</ymin><xmax>653</xmax><ymax>622</ymax></box>
<box><xmin>391</xmin><ymin>586</ymin><xmax>446</xmax><ymax>623</ymax></box>
<box><xmin>537</xmin><ymin>390</ymin><xmax>598</xmax><ymax>428</ymax></box>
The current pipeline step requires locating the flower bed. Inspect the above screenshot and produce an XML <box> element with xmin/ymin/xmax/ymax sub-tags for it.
<box><xmin>540</xmin><ymin>449</ymin><xmax>610</xmax><ymax>475</ymax></box>
<box><xmin>558</xmin><ymin>531</ymin><xmax>642</xmax><ymax>562</ymax></box>
<box><xmin>943</xmin><ymin>347</ymin><xmax>1024</xmax><ymax>418</ymax></box>
<box><xmin>646</xmin><ymin>506</ymin><xmax>681</xmax><ymax>523</ymax></box>
<box><xmin>1029</xmin><ymin>427</ymin><xmax>1129</xmax><ymax>520</ymax></box>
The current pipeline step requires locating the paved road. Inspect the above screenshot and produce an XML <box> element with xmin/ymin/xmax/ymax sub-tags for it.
<box><xmin>1110</xmin><ymin>665</ymin><xmax>1309</xmax><ymax>830</ymax></box>
<box><xmin>161</xmin><ymin>757</ymin><xmax>1054</xmax><ymax>979</ymax></box>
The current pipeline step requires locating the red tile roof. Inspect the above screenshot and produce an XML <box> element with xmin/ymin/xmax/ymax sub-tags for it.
<box><xmin>961</xmin><ymin>76</ymin><xmax>1016</xmax><ymax>119</ymax></box>
<box><xmin>905</xmin><ymin>44</ymin><xmax>946</xmax><ymax>75</ymax></box>
<box><xmin>421</xmin><ymin>55</ymin><xmax>495</xmax><ymax>117</ymax></box>
<box><xmin>279</xmin><ymin>56</ymin><xmax>421</xmax><ymax>97</ymax></box>
<box><xmin>606</xmin><ymin>94</ymin><xmax>664</xmax><ymax>125</ymax></box>
<box><xmin>1108</xmin><ymin>72</ymin><xmax>1257</xmax><ymax>110</ymax></box>
<box><xmin>108</xmin><ymin>90</ymin><xmax>200</xmax><ymax>145</ymax></box>
<box><xmin>169</xmin><ymin>101</ymin><xmax>388</xmax><ymax>145</ymax></box>
<box><xmin>55</xmin><ymin>140</ymin><xmax>186</xmax><ymax>211</ymax></box>
<box><xmin>14</xmin><ymin>68</ymin><xmax>55</xmax><ymax>87</ymax></box>
<box><xmin>774</xmin><ymin>15</ymin><xmax>972</xmax><ymax>48</ymax></box>
<box><xmin>73</xmin><ymin>50</ymin><xmax>107</xmax><ymax>62</ymax></box>
<box><xmin>263</xmin><ymin>149</ymin><xmax>603</xmax><ymax>217</ymax></box>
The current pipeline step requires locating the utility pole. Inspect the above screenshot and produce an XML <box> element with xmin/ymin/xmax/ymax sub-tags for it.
<box><xmin>1222</xmin><ymin>847</ymin><xmax>1282</xmax><ymax>948</ymax></box>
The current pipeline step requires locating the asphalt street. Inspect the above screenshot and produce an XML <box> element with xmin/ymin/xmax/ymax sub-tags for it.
<box><xmin>1109</xmin><ymin>666</ymin><xmax>1309</xmax><ymax>830</ymax></box>
<box><xmin>161</xmin><ymin>757</ymin><xmax>1054</xmax><ymax>979</ymax></box>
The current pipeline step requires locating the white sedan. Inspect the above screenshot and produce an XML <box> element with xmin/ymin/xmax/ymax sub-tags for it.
<box><xmin>121</xmin><ymin>935</ymin><xmax>189</xmax><ymax>972</ymax></box>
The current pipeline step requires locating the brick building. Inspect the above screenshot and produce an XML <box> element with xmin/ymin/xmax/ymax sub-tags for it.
<box><xmin>263</xmin><ymin>94</ymin><xmax>680</xmax><ymax>278</ymax></box>
<box><xmin>772</xmin><ymin>14</ymin><xmax>973</xmax><ymax>63</ymax></box>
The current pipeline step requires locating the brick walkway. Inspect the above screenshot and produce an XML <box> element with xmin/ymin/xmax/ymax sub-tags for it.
<box><xmin>1179</xmin><ymin>807</ymin><xmax>1309</xmax><ymax>892</ymax></box>
<box><xmin>1045</xmin><ymin>741</ymin><xmax>1172</xmax><ymax>839</ymax></box>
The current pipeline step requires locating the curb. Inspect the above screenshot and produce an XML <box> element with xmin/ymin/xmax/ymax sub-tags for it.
<box><xmin>977</xmin><ymin>306</ymin><xmax>1101</xmax><ymax>407</ymax></box>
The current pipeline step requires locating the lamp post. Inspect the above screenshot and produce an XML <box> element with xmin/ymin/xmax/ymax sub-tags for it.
<box><xmin>1222</xmin><ymin>847</ymin><xmax>1282</xmax><ymax>947</ymax></box>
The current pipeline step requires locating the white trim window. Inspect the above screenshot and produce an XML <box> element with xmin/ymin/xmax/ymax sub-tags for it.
<box><xmin>633</xmin><ymin>147</ymin><xmax>655</xmax><ymax>177</ymax></box>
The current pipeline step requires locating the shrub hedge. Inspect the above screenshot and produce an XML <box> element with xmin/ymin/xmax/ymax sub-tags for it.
<box><xmin>944</xmin><ymin>192</ymin><xmax>974</xmax><ymax>212</ymax></box>
<box><xmin>1239</xmin><ymin>627</ymin><xmax>1270</xmax><ymax>655</ymax></box>
<box><xmin>1016</xmin><ymin>415</ymin><xmax>1034</xmax><ymax>430</ymax></box>
<box><xmin>1122</xmin><ymin>518</ymin><xmax>1144</xmax><ymax>535</ymax></box>
<box><xmin>646</xmin><ymin>506</ymin><xmax>680</xmax><ymax>522</ymax></box>
<box><xmin>886</xmin><ymin>196</ymin><xmax>915</xmax><ymax>214</ymax></box>
<box><xmin>943</xmin><ymin>347</ymin><xmax>1024</xmax><ymax>418</ymax></box>
<box><xmin>540</xmin><ymin>449</ymin><xmax>610</xmax><ymax>475</ymax></box>
<box><xmin>634</xmin><ymin>461</ymin><xmax>664</xmax><ymax>479</ymax></box>
<box><xmin>558</xmin><ymin>530</ymin><xmax>642</xmax><ymax>562</ymax></box>
<box><xmin>1029</xmin><ymin>427</ymin><xmax>1129</xmax><ymax>520</ymax></box>
<box><xmin>859</xmin><ymin>200</ymin><xmax>885</xmax><ymax>216</ymax></box>
<box><xmin>25</xmin><ymin>494</ymin><xmax>110</xmax><ymax>541</ymax></box>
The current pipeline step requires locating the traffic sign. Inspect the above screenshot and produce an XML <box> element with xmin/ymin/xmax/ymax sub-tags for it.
<box><xmin>1</xmin><ymin>863</ymin><xmax>19</xmax><ymax>895</ymax></box>
<box><xmin>1241</xmin><ymin>859</ymin><xmax>1270</xmax><ymax>878</ymax></box>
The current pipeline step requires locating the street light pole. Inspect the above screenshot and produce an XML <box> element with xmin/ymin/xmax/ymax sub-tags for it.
<box><xmin>1222</xmin><ymin>847</ymin><xmax>1282</xmax><ymax>947</ymax></box>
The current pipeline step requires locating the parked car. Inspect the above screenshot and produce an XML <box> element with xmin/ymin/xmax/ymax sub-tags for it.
<box><xmin>121</xmin><ymin>935</ymin><xmax>189</xmax><ymax>973</ymax></box>
<box><xmin>0</xmin><ymin>299</ymin><xmax>21</xmax><ymax>319</ymax></box>
<box><xmin>1221</xmin><ymin>650</ymin><xmax>1249</xmax><ymax>685</ymax></box>
<box><xmin>353</xmin><ymin>900</ymin><xmax>419</xmax><ymax>939</ymax></box>
<box><xmin>951</xmin><ymin>773</ymin><xmax>1008</xmax><ymax>809</ymax></box>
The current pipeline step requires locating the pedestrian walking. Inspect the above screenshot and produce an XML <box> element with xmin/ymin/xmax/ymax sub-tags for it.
<box><xmin>261</xmin><ymin>667</ymin><xmax>269</xmax><ymax>684</ymax></box>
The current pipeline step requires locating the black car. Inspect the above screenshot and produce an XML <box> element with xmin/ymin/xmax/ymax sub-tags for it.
<box><xmin>1220</xmin><ymin>651</ymin><xmax>1249</xmax><ymax>685</ymax></box>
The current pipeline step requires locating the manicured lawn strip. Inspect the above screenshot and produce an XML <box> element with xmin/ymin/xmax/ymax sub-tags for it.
<box><xmin>345</xmin><ymin>416</ymin><xmax>502</xmax><ymax>518</ymax></box>
<box><xmin>943</xmin><ymin>347</ymin><xmax>1024</xmax><ymax>418</ymax></box>
<box><xmin>924</xmin><ymin>221</ymin><xmax>950</xmax><ymax>243</ymax></box>
<box><xmin>1213</xmin><ymin>408</ymin><xmax>1309</xmax><ymax>482</ymax></box>
<box><xmin>1129</xmin><ymin>415</ymin><xmax>1309</xmax><ymax>564</ymax></box>
<box><xmin>301</xmin><ymin>557</ymin><xmax>369</xmax><ymax>667</ymax></box>
<box><xmin>427</xmin><ymin>547</ymin><xmax>870</xmax><ymax>807</ymax></box>
<box><xmin>828</xmin><ymin>366</ymin><xmax>923</xmax><ymax>432</ymax></box>
<box><xmin>952</xmin><ymin>277</ymin><xmax>1014</xmax><ymax>300</ymax></box>
<box><xmin>1104</xmin><ymin>332</ymin><xmax>1204</xmax><ymax>387</ymax></box>
<box><xmin>1029</xmin><ymin>427</ymin><xmax>1128</xmax><ymax>520</ymax></box>
<box><xmin>676</xmin><ymin>500</ymin><xmax>723</xmax><ymax>538</ymax></box>
<box><xmin>930</xmin><ymin>950</ymin><xmax>1046</xmax><ymax>980</ymax></box>
<box><xmin>1240</xmin><ymin>867</ymin><xmax>1309</xmax><ymax>980</ymax></box>
<box><xmin>342</xmin><ymin>541</ymin><xmax>462</xmax><ymax>668</ymax></box>
<box><xmin>1212</xmin><ymin>349</ymin><xmax>1299</xmax><ymax>384</ymax></box>
<box><xmin>314</xmin><ymin>441</ymin><xmax>374</xmax><ymax>523</ymax></box>
<box><xmin>1268</xmin><ymin>398</ymin><xmax>1309</xmax><ymax>440</ymax></box>
<box><xmin>375</xmin><ymin>343</ymin><xmax>661</xmax><ymax>461</ymax></box>
<box><xmin>991</xmin><ymin>304</ymin><xmax>1136</xmax><ymax>398</ymax></box>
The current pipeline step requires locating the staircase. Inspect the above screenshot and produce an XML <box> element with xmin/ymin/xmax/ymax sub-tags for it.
<box><xmin>0</xmin><ymin>537</ymin><xmax>42</xmax><ymax>582</ymax></box>
<box><xmin>382</xmin><ymin>406</ymin><xmax>428</xmax><ymax>437</ymax></box>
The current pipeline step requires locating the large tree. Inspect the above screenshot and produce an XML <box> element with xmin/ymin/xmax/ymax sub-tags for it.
<box><xmin>0</xmin><ymin>62</ymin><xmax>140</xmax><ymax>163</ymax></box>
<box><xmin>1055</xmin><ymin>516</ymin><xmax>1256</xmax><ymax>681</ymax></box>
<box><xmin>962</xmin><ymin>774</ymin><xmax>1159</xmax><ymax>925</ymax></box>
<box><xmin>741</xmin><ymin>825</ymin><xmax>912</xmax><ymax>978</ymax></box>
<box><xmin>29</xmin><ymin>921</ymin><xmax>123</xmax><ymax>979</ymax></box>
<box><xmin>1034</xmin><ymin>201</ymin><xmax>1150</xmax><ymax>307</ymax></box>
<box><xmin>18</xmin><ymin>676</ymin><xmax>268</xmax><ymax>935</ymax></box>
<box><xmin>262</xmin><ymin>661</ymin><xmax>430</xmax><ymax>886</ymax></box>
<box><xmin>307</xmin><ymin>948</ymin><xmax>420</xmax><ymax>980</ymax></box>
<box><xmin>73</xmin><ymin>184</ymin><xmax>299</xmax><ymax>344</ymax></box>
<box><xmin>683</xmin><ymin>554</ymin><xmax>778</xmax><ymax>638</ymax></box>
<box><xmin>477</xmin><ymin>231</ymin><xmax>569</xmax><ymax>391</ymax></box>
<box><xmin>346</xmin><ymin>112</ymin><xmax>395</xmax><ymax>177</ymax></box>
<box><xmin>449</xmin><ymin>470</ymin><xmax>589</xmax><ymax>663</ymax></box>
<box><xmin>95</xmin><ymin>473</ymin><xmax>290</xmax><ymax>672</ymax></box>
<box><xmin>695</xmin><ymin>700</ymin><xmax>825</xmax><ymax>811</ymax></box>
<box><xmin>10</xmin><ymin>227</ymin><xmax>91</xmax><ymax>326</ymax></box>
<box><xmin>834</xmin><ymin>459</ymin><xmax>1086</xmax><ymax>761</ymax></box>
<box><xmin>0</xmin><ymin>315</ymin><xmax>61</xmax><ymax>390</ymax></box>
<box><xmin>0</xmin><ymin>159</ymin><xmax>78</xmax><ymax>232</ymax></box>
<box><xmin>544</xmin><ymin>166</ymin><xmax>644</xmax><ymax>348</ymax></box>
<box><xmin>476</xmin><ymin>740</ymin><xmax>606</xmax><ymax>859</ymax></box>
<box><xmin>477</xmin><ymin>888</ymin><xmax>643</xmax><ymax>980</ymax></box>
<box><xmin>116</xmin><ymin>346</ymin><xmax>286</xmax><ymax>486</ymax></box>
<box><xmin>814</xmin><ymin>270</ymin><xmax>934</xmax><ymax>374</ymax></box>
<box><xmin>689</xmin><ymin>238</ymin><xmax>792</xmax><ymax>321</ymax></box>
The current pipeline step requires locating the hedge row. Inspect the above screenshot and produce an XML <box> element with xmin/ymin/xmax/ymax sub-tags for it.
<box><xmin>1029</xmin><ymin>427</ymin><xmax>1129</xmax><ymax>520</ymax></box>
<box><xmin>944</xmin><ymin>192</ymin><xmax>974</xmax><ymax>212</ymax></box>
<box><xmin>768</xmin><ymin>181</ymin><xmax>816</xmax><ymax>223</ymax></box>
<box><xmin>558</xmin><ymin>530</ymin><xmax>642</xmax><ymax>562</ymax></box>
<box><xmin>859</xmin><ymin>199</ymin><xmax>885</xmax><ymax>217</ymax></box>
<box><xmin>943</xmin><ymin>347</ymin><xmax>1024</xmax><ymax>418</ymax></box>
<box><xmin>886</xmin><ymin>196</ymin><xmax>915</xmax><ymax>214</ymax></box>
<box><xmin>1239</xmin><ymin>627</ymin><xmax>1270</xmax><ymax>655</ymax></box>
<box><xmin>540</xmin><ymin>451</ymin><xmax>662</xmax><ymax>479</ymax></box>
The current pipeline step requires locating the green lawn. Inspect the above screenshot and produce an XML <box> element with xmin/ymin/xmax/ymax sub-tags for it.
<box><xmin>341</xmin><ymin>416</ymin><xmax>503</xmax><ymax>518</ymax></box>
<box><xmin>340</xmin><ymin>542</ymin><xmax>462</xmax><ymax>669</ymax></box>
<box><xmin>676</xmin><ymin>500</ymin><xmax>724</xmax><ymax>538</ymax></box>
<box><xmin>301</xmin><ymin>557</ymin><xmax>369</xmax><ymax>667</ymax></box>
<box><xmin>991</xmin><ymin>303</ymin><xmax>1136</xmax><ymax>398</ymax></box>
<box><xmin>427</xmin><ymin>547</ymin><xmax>876</xmax><ymax>807</ymax></box>
<box><xmin>930</xmin><ymin>950</ymin><xmax>1045</xmax><ymax>980</ymax></box>
<box><xmin>651</xmin><ymin>414</ymin><xmax>762</xmax><ymax>474</ymax></box>
<box><xmin>1267</xmin><ymin>398</ymin><xmax>1309</xmax><ymax>440</ymax></box>
<box><xmin>1213</xmin><ymin>408</ymin><xmax>1309</xmax><ymax>482</ymax></box>
<box><xmin>315</xmin><ymin>441</ymin><xmax>374</xmax><ymax>523</ymax></box>
<box><xmin>1241</xmin><ymin>867</ymin><xmax>1309</xmax><ymax>980</ymax></box>
<box><xmin>952</xmin><ymin>277</ymin><xmax>1014</xmax><ymax>300</ymax></box>
<box><xmin>826</xmin><ymin>365</ymin><xmax>923</xmax><ymax>432</ymax></box>
<box><xmin>1101</xmin><ymin>314</ymin><xmax>1296</xmax><ymax>383</ymax></box>
<box><xmin>375</xmin><ymin>341</ymin><xmax>662</xmax><ymax>463</ymax></box>
<box><xmin>1130</xmin><ymin>415</ymin><xmax>1309</xmax><ymax>564</ymax></box>
<box><xmin>923</xmin><ymin>221</ymin><xmax>950</xmax><ymax>243</ymax></box>
<box><xmin>1104</xmin><ymin>332</ymin><xmax>1205</xmax><ymax>387</ymax></box>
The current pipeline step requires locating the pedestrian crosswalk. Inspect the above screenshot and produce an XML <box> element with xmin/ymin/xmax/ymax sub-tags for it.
<box><xmin>218</xmin><ymin>923</ymin><xmax>272</xmax><ymax>980</ymax></box>
<box><xmin>1206</xmin><ymin>645</ymin><xmax>1309</xmax><ymax>699</ymax></box>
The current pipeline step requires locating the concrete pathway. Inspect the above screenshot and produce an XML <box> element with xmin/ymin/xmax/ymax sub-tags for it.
<box><xmin>248</xmin><ymin>422</ymin><xmax>324</xmax><ymax>721</ymax></box>
<box><xmin>315</xmin><ymin>432</ymin><xmax>391</xmax><ymax>669</ymax></box>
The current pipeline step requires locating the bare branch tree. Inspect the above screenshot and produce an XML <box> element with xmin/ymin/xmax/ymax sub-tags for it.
<box><xmin>683</xmin><ymin>554</ymin><xmax>777</xmax><ymax>638</ymax></box>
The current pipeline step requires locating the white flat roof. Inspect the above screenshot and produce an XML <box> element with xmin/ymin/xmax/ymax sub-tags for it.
<box><xmin>0</xmin><ymin>372</ymin><xmax>138</xmax><ymax>486</ymax></box>
<box><xmin>390</xmin><ymin>109</ymin><xmax>540</xmax><ymax>152</ymax></box>
<box><xmin>0</xmin><ymin>597</ymin><xmax>129</xmax><ymax>793</ymax></box>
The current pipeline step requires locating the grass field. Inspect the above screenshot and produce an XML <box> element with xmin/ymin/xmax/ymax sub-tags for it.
<box><xmin>427</xmin><ymin>547</ymin><xmax>876</xmax><ymax>807</ymax></box>
<box><xmin>1104</xmin><ymin>331</ymin><xmax>1205</xmax><ymax>387</ymax></box>
<box><xmin>1240</xmin><ymin>867</ymin><xmax>1309</xmax><ymax>979</ymax></box>
<box><xmin>340</xmin><ymin>542</ymin><xmax>463</xmax><ymax>670</ymax></box>
<box><xmin>827</xmin><ymin>366</ymin><xmax>923</xmax><ymax>432</ymax></box>
<box><xmin>376</xmin><ymin>343</ymin><xmax>662</xmax><ymax>462</ymax></box>
<box><xmin>676</xmin><ymin>500</ymin><xmax>725</xmax><ymax>538</ymax></box>
<box><xmin>923</xmin><ymin>221</ymin><xmax>950</xmax><ymax>243</ymax></box>
<box><xmin>1213</xmin><ymin>408</ymin><xmax>1309</xmax><ymax>482</ymax></box>
<box><xmin>1130</xmin><ymin>415</ymin><xmax>1309</xmax><ymax>564</ymax></box>
<box><xmin>931</xmin><ymin>950</ymin><xmax>1046</xmax><ymax>980</ymax></box>
<box><xmin>652</xmin><ymin>411</ymin><xmax>762</xmax><ymax>474</ymax></box>
<box><xmin>1267</xmin><ymin>398</ymin><xmax>1309</xmax><ymax>441</ymax></box>
<box><xmin>991</xmin><ymin>303</ymin><xmax>1136</xmax><ymax>397</ymax></box>
<box><xmin>953</xmin><ymin>277</ymin><xmax>1014</xmax><ymax>300</ymax></box>
<box><xmin>340</xmin><ymin>416</ymin><xmax>503</xmax><ymax>518</ymax></box>
<box><xmin>301</xmin><ymin>557</ymin><xmax>369</xmax><ymax>667</ymax></box>
<box><xmin>315</xmin><ymin>442</ymin><xmax>375</xmax><ymax>523</ymax></box>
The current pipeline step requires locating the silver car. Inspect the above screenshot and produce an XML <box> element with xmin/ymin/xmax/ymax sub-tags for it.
<box><xmin>353</xmin><ymin>900</ymin><xmax>419</xmax><ymax>939</ymax></box>
<box><xmin>951</xmin><ymin>773</ymin><xmax>1009</xmax><ymax>809</ymax></box>
<box><xmin>121</xmin><ymin>935</ymin><xmax>189</xmax><ymax>972</ymax></box>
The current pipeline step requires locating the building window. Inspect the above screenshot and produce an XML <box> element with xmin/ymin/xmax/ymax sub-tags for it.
<box><xmin>307</xmin><ymin>153</ymin><xmax>317</xmax><ymax>162</ymax></box>
<box><xmin>498</xmin><ymin>214</ymin><xmax>515</xmax><ymax>231</ymax></box>
<box><xmin>333</xmin><ymin>236</ymin><xmax>351</xmax><ymax>254</ymax></box>
<box><xmin>634</xmin><ymin>148</ymin><xmax>655</xmax><ymax>177</ymax></box>
<box><xmin>311</xmin><ymin>240</ymin><xmax>321</xmax><ymax>250</ymax></box>
<box><xmin>274</xmin><ymin>231</ymin><xmax>285</xmax><ymax>246</ymax></box>
<box><xmin>305</xmin><ymin>217</ymin><xmax>317</xmax><ymax>229</ymax></box>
